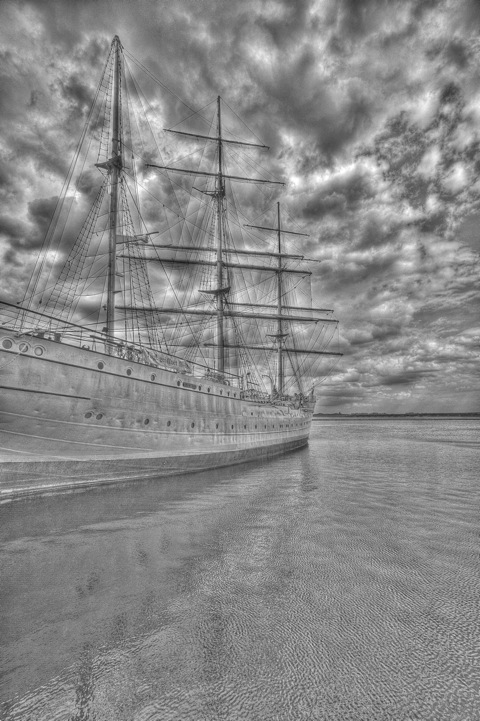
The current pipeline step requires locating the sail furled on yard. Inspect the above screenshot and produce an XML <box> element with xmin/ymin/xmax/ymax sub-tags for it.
<box><xmin>21</xmin><ymin>38</ymin><xmax>161</xmax><ymax>351</ymax></box>
<box><xmin>19</xmin><ymin>37</ymin><xmax>340</xmax><ymax>396</ymax></box>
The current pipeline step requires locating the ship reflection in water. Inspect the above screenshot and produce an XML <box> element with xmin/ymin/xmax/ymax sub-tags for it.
<box><xmin>1</xmin><ymin>419</ymin><xmax>480</xmax><ymax>721</ymax></box>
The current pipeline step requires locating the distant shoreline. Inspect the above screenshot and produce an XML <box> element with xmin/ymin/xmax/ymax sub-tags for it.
<box><xmin>313</xmin><ymin>413</ymin><xmax>480</xmax><ymax>419</ymax></box>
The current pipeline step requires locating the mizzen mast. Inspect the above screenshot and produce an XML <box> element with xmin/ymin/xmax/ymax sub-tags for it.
<box><xmin>276</xmin><ymin>203</ymin><xmax>286</xmax><ymax>395</ymax></box>
<box><xmin>245</xmin><ymin>203</ymin><xmax>309</xmax><ymax>396</ymax></box>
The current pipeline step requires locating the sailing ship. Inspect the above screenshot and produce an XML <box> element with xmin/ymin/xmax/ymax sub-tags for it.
<box><xmin>0</xmin><ymin>36</ymin><xmax>341</xmax><ymax>496</ymax></box>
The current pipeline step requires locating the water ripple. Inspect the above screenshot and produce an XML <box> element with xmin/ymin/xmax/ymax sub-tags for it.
<box><xmin>1</xmin><ymin>419</ymin><xmax>479</xmax><ymax>720</ymax></box>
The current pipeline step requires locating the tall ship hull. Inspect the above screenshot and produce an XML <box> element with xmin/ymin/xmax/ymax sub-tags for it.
<box><xmin>0</xmin><ymin>37</ymin><xmax>340</xmax><ymax>498</ymax></box>
<box><xmin>0</xmin><ymin>323</ymin><xmax>312</xmax><ymax>497</ymax></box>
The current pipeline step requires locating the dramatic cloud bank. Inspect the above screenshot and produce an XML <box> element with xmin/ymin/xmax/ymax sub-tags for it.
<box><xmin>1</xmin><ymin>0</ymin><xmax>479</xmax><ymax>412</ymax></box>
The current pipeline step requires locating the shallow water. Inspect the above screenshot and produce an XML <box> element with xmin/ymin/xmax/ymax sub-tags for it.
<box><xmin>1</xmin><ymin>419</ymin><xmax>479</xmax><ymax>720</ymax></box>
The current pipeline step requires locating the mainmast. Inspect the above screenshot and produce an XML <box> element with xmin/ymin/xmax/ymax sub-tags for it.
<box><xmin>146</xmin><ymin>97</ymin><xmax>283</xmax><ymax>379</ymax></box>
<box><xmin>106</xmin><ymin>35</ymin><xmax>122</xmax><ymax>348</ymax></box>
<box><xmin>215</xmin><ymin>96</ymin><xmax>226</xmax><ymax>375</ymax></box>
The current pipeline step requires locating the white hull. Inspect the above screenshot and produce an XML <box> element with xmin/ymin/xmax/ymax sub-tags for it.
<box><xmin>0</xmin><ymin>330</ymin><xmax>312</xmax><ymax>499</ymax></box>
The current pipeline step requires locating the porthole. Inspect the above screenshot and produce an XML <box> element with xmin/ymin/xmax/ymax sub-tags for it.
<box><xmin>150</xmin><ymin>373</ymin><xmax>156</xmax><ymax>381</ymax></box>
<box><xmin>144</xmin><ymin>419</ymin><xmax>150</xmax><ymax>425</ymax></box>
<box><xmin>34</xmin><ymin>346</ymin><xmax>44</xmax><ymax>356</ymax></box>
<box><xmin>96</xmin><ymin>414</ymin><xmax>103</xmax><ymax>420</ymax></box>
<box><xmin>126</xmin><ymin>368</ymin><xmax>132</xmax><ymax>376</ymax></box>
<box><xmin>97</xmin><ymin>361</ymin><xmax>104</xmax><ymax>370</ymax></box>
<box><xmin>19</xmin><ymin>342</ymin><xmax>29</xmax><ymax>353</ymax></box>
<box><xmin>2</xmin><ymin>338</ymin><xmax>13</xmax><ymax>349</ymax></box>
<box><xmin>84</xmin><ymin>412</ymin><xmax>92</xmax><ymax>419</ymax></box>
<box><xmin>191</xmin><ymin>422</ymin><xmax>195</xmax><ymax>428</ymax></box>
<box><xmin>167</xmin><ymin>420</ymin><xmax>171</xmax><ymax>426</ymax></box>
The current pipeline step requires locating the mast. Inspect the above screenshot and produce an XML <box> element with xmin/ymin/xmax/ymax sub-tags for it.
<box><xmin>244</xmin><ymin>206</ymin><xmax>313</xmax><ymax>397</ymax></box>
<box><xmin>146</xmin><ymin>103</ymin><xmax>297</xmax><ymax>381</ymax></box>
<box><xmin>147</xmin><ymin>100</ymin><xmax>283</xmax><ymax>376</ymax></box>
<box><xmin>276</xmin><ymin>202</ymin><xmax>284</xmax><ymax>396</ymax></box>
<box><xmin>216</xmin><ymin>96</ymin><xmax>226</xmax><ymax>374</ymax></box>
<box><xmin>106</xmin><ymin>35</ymin><xmax>122</xmax><ymax>348</ymax></box>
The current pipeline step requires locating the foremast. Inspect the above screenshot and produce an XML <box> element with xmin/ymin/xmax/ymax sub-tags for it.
<box><xmin>106</xmin><ymin>35</ymin><xmax>122</xmax><ymax>350</ymax></box>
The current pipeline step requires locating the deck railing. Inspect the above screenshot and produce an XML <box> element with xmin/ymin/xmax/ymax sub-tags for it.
<box><xmin>0</xmin><ymin>300</ymin><xmax>241</xmax><ymax>386</ymax></box>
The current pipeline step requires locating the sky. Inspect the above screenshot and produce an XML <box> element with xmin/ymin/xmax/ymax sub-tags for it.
<box><xmin>0</xmin><ymin>0</ymin><xmax>479</xmax><ymax>413</ymax></box>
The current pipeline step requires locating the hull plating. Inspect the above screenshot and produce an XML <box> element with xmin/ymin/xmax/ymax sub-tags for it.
<box><xmin>0</xmin><ymin>331</ymin><xmax>312</xmax><ymax>498</ymax></box>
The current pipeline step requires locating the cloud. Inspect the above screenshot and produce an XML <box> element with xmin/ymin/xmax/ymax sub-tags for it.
<box><xmin>0</xmin><ymin>214</ymin><xmax>28</xmax><ymax>242</ymax></box>
<box><xmin>302</xmin><ymin>163</ymin><xmax>377</xmax><ymax>219</ymax></box>
<box><xmin>0</xmin><ymin>0</ymin><xmax>479</xmax><ymax>412</ymax></box>
<box><xmin>27</xmin><ymin>197</ymin><xmax>59</xmax><ymax>245</ymax></box>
